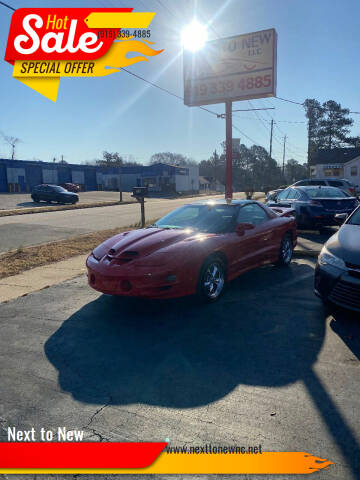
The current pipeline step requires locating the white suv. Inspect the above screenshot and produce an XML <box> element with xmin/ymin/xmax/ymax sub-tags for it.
<box><xmin>292</xmin><ymin>178</ymin><xmax>359</xmax><ymax>197</ymax></box>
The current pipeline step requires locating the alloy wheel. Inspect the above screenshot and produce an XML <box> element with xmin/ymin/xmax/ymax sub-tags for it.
<box><xmin>202</xmin><ymin>261</ymin><xmax>225</xmax><ymax>300</ymax></box>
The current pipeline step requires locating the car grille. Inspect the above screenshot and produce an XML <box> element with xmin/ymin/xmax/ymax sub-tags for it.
<box><xmin>329</xmin><ymin>280</ymin><xmax>360</xmax><ymax>310</ymax></box>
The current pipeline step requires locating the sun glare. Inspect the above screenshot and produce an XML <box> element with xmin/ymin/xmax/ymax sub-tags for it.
<box><xmin>181</xmin><ymin>21</ymin><xmax>208</xmax><ymax>52</ymax></box>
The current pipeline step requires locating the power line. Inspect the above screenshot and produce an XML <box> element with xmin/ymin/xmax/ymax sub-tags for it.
<box><xmin>120</xmin><ymin>67</ymin><xmax>219</xmax><ymax>117</ymax></box>
<box><xmin>275</xmin><ymin>95</ymin><xmax>360</xmax><ymax>114</ymax></box>
<box><xmin>275</xmin><ymin>96</ymin><xmax>304</xmax><ymax>106</ymax></box>
<box><xmin>0</xmin><ymin>0</ymin><xmax>15</xmax><ymax>11</ymax></box>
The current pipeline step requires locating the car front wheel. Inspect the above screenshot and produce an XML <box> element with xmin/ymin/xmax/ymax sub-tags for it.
<box><xmin>198</xmin><ymin>257</ymin><xmax>226</xmax><ymax>302</ymax></box>
<box><xmin>276</xmin><ymin>234</ymin><xmax>293</xmax><ymax>266</ymax></box>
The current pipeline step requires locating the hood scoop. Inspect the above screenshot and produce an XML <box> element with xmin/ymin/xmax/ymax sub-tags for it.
<box><xmin>108</xmin><ymin>250</ymin><xmax>139</xmax><ymax>265</ymax></box>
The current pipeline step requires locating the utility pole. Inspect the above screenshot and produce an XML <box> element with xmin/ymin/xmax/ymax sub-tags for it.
<box><xmin>269</xmin><ymin>119</ymin><xmax>274</xmax><ymax>158</ymax></box>
<box><xmin>225</xmin><ymin>100</ymin><xmax>233</xmax><ymax>201</ymax></box>
<box><xmin>282</xmin><ymin>135</ymin><xmax>287</xmax><ymax>180</ymax></box>
<box><xmin>213</xmin><ymin>149</ymin><xmax>217</xmax><ymax>192</ymax></box>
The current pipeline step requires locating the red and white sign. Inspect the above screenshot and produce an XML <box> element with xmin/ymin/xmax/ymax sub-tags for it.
<box><xmin>184</xmin><ymin>28</ymin><xmax>277</xmax><ymax>106</ymax></box>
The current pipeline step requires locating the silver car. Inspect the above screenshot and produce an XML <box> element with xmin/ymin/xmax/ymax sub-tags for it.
<box><xmin>292</xmin><ymin>178</ymin><xmax>359</xmax><ymax>197</ymax></box>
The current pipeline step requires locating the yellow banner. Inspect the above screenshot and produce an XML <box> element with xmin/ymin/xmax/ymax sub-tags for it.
<box><xmin>13</xmin><ymin>40</ymin><xmax>163</xmax><ymax>78</ymax></box>
<box><xmin>84</xmin><ymin>12</ymin><xmax>155</xmax><ymax>28</ymax></box>
<box><xmin>0</xmin><ymin>452</ymin><xmax>334</xmax><ymax>475</ymax></box>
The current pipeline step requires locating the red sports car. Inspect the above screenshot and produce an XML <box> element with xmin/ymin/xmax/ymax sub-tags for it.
<box><xmin>86</xmin><ymin>200</ymin><xmax>297</xmax><ymax>301</ymax></box>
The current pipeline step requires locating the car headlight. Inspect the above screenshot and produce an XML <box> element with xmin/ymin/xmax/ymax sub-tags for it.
<box><xmin>318</xmin><ymin>246</ymin><xmax>347</xmax><ymax>270</ymax></box>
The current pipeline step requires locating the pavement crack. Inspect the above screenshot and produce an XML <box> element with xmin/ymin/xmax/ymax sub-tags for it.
<box><xmin>84</xmin><ymin>396</ymin><xmax>113</xmax><ymax>430</ymax></box>
<box><xmin>88</xmin><ymin>428</ymin><xmax>112</xmax><ymax>442</ymax></box>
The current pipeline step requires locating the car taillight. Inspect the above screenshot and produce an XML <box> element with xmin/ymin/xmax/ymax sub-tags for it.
<box><xmin>349</xmin><ymin>187</ymin><xmax>355</xmax><ymax>194</ymax></box>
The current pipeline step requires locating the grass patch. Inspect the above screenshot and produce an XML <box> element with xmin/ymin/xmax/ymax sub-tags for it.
<box><xmin>0</xmin><ymin>223</ymin><xmax>150</xmax><ymax>279</ymax></box>
<box><xmin>0</xmin><ymin>200</ymin><xmax>135</xmax><ymax>217</ymax></box>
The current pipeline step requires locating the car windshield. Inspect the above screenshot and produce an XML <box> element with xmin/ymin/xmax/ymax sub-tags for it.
<box><xmin>153</xmin><ymin>204</ymin><xmax>238</xmax><ymax>233</ymax></box>
<box><xmin>348</xmin><ymin>208</ymin><xmax>360</xmax><ymax>225</ymax></box>
<box><xmin>305</xmin><ymin>187</ymin><xmax>347</xmax><ymax>198</ymax></box>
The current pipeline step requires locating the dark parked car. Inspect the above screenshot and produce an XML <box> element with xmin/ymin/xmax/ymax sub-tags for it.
<box><xmin>315</xmin><ymin>205</ymin><xmax>360</xmax><ymax>312</ymax></box>
<box><xmin>61</xmin><ymin>182</ymin><xmax>81</xmax><ymax>193</ymax></box>
<box><xmin>31</xmin><ymin>184</ymin><xmax>79</xmax><ymax>204</ymax></box>
<box><xmin>267</xmin><ymin>185</ymin><xmax>359</xmax><ymax>230</ymax></box>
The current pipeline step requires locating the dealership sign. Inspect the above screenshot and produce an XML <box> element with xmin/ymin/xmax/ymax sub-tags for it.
<box><xmin>183</xmin><ymin>28</ymin><xmax>277</xmax><ymax>106</ymax></box>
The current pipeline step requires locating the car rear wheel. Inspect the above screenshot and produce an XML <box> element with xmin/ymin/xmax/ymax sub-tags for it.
<box><xmin>276</xmin><ymin>234</ymin><xmax>293</xmax><ymax>266</ymax></box>
<box><xmin>32</xmin><ymin>196</ymin><xmax>40</xmax><ymax>203</ymax></box>
<box><xmin>198</xmin><ymin>257</ymin><xmax>225</xmax><ymax>302</ymax></box>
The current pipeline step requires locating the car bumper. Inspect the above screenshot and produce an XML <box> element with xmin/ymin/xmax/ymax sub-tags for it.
<box><xmin>86</xmin><ymin>255</ymin><xmax>194</xmax><ymax>299</ymax></box>
<box><xmin>314</xmin><ymin>263</ymin><xmax>360</xmax><ymax>312</ymax></box>
<box><xmin>309</xmin><ymin>212</ymin><xmax>353</xmax><ymax>226</ymax></box>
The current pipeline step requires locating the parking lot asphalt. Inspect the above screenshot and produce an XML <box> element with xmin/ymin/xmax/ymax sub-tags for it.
<box><xmin>0</xmin><ymin>258</ymin><xmax>359</xmax><ymax>480</ymax></box>
<box><xmin>0</xmin><ymin>192</ymin><xmax>135</xmax><ymax>210</ymax></box>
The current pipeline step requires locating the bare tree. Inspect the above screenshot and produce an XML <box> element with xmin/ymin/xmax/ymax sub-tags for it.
<box><xmin>1</xmin><ymin>133</ymin><xmax>21</xmax><ymax>160</ymax></box>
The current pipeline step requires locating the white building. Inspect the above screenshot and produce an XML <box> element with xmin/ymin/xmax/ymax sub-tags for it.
<box><xmin>310</xmin><ymin>148</ymin><xmax>360</xmax><ymax>185</ymax></box>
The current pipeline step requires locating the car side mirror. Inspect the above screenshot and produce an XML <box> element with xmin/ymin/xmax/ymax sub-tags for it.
<box><xmin>236</xmin><ymin>223</ymin><xmax>255</xmax><ymax>236</ymax></box>
<box><xmin>335</xmin><ymin>213</ymin><xmax>348</xmax><ymax>224</ymax></box>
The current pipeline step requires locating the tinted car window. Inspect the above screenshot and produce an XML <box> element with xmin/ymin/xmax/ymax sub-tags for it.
<box><xmin>348</xmin><ymin>208</ymin><xmax>360</xmax><ymax>225</ymax></box>
<box><xmin>305</xmin><ymin>187</ymin><xmax>347</xmax><ymax>198</ymax></box>
<box><xmin>286</xmin><ymin>189</ymin><xmax>301</xmax><ymax>200</ymax></box>
<box><xmin>277</xmin><ymin>188</ymin><xmax>290</xmax><ymax>200</ymax></box>
<box><xmin>309</xmin><ymin>180</ymin><xmax>327</xmax><ymax>185</ymax></box>
<box><xmin>327</xmin><ymin>180</ymin><xmax>343</xmax><ymax>187</ymax></box>
<box><xmin>295</xmin><ymin>180</ymin><xmax>309</xmax><ymax>186</ymax></box>
<box><xmin>237</xmin><ymin>203</ymin><xmax>269</xmax><ymax>226</ymax></box>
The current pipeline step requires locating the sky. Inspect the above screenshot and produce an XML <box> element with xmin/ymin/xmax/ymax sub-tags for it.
<box><xmin>1</xmin><ymin>0</ymin><xmax>360</xmax><ymax>166</ymax></box>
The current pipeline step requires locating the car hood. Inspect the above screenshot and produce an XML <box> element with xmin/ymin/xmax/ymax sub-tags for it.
<box><xmin>326</xmin><ymin>224</ymin><xmax>360</xmax><ymax>265</ymax></box>
<box><xmin>93</xmin><ymin>228</ymin><xmax>215</xmax><ymax>263</ymax></box>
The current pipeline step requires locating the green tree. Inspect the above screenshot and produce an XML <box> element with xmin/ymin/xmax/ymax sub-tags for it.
<box><xmin>318</xmin><ymin>100</ymin><xmax>354</xmax><ymax>149</ymax></box>
<box><xmin>149</xmin><ymin>152</ymin><xmax>197</xmax><ymax>166</ymax></box>
<box><xmin>303</xmin><ymin>99</ymin><xmax>324</xmax><ymax>165</ymax></box>
<box><xmin>304</xmin><ymin>98</ymin><xmax>360</xmax><ymax>164</ymax></box>
<box><xmin>284</xmin><ymin>159</ymin><xmax>307</xmax><ymax>184</ymax></box>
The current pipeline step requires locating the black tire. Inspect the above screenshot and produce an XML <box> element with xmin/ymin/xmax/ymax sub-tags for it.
<box><xmin>197</xmin><ymin>256</ymin><xmax>226</xmax><ymax>302</ymax></box>
<box><xmin>32</xmin><ymin>196</ymin><xmax>40</xmax><ymax>203</ymax></box>
<box><xmin>276</xmin><ymin>233</ymin><xmax>293</xmax><ymax>266</ymax></box>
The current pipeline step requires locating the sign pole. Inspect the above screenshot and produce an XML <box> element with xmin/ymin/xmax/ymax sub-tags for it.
<box><xmin>225</xmin><ymin>100</ymin><xmax>233</xmax><ymax>200</ymax></box>
<box><xmin>119</xmin><ymin>164</ymin><xmax>123</xmax><ymax>203</ymax></box>
<box><xmin>140</xmin><ymin>197</ymin><xmax>145</xmax><ymax>228</ymax></box>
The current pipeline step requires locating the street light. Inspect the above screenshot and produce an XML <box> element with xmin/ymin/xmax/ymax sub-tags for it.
<box><xmin>181</xmin><ymin>20</ymin><xmax>208</xmax><ymax>52</ymax></box>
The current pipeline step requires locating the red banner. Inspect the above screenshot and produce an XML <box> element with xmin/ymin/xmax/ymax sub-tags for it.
<box><xmin>0</xmin><ymin>442</ymin><xmax>166</xmax><ymax>468</ymax></box>
<box><xmin>5</xmin><ymin>8</ymin><xmax>132</xmax><ymax>64</ymax></box>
